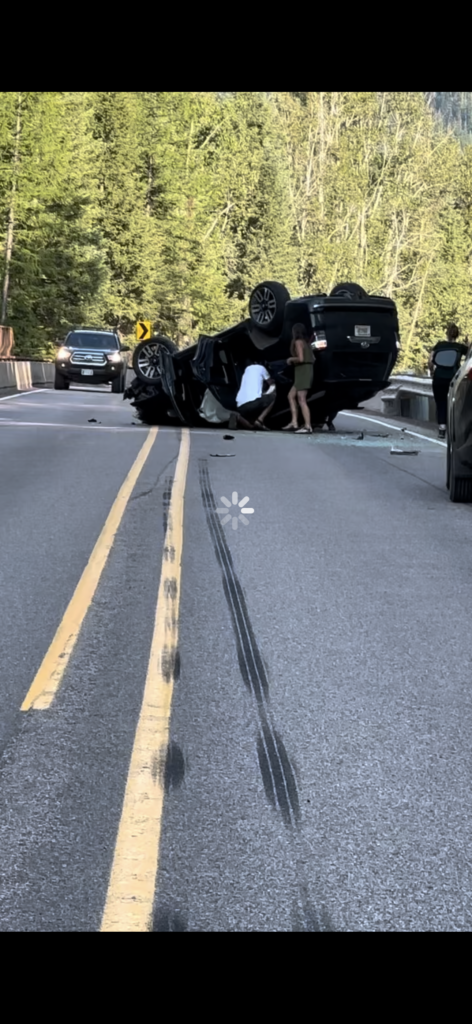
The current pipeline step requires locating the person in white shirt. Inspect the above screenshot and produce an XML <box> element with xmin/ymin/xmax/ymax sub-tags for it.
<box><xmin>235</xmin><ymin>359</ymin><xmax>276</xmax><ymax>430</ymax></box>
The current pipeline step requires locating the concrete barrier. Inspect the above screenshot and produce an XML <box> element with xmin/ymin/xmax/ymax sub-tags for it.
<box><xmin>0</xmin><ymin>361</ymin><xmax>17</xmax><ymax>389</ymax></box>
<box><xmin>30</xmin><ymin>362</ymin><xmax>55</xmax><ymax>387</ymax></box>
<box><xmin>0</xmin><ymin>359</ymin><xmax>55</xmax><ymax>392</ymax></box>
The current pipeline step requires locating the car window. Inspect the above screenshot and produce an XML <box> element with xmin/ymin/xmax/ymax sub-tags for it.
<box><xmin>67</xmin><ymin>332</ymin><xmax>118</xmax><ymax>350</ymax></box>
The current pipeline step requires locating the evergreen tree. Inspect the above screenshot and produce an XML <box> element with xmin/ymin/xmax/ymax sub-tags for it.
<box><xmin>1</xmin><ymin>92</ymin><xmax>107</xmax><ymax>356</ymax></box>
<box><xmin>0</xmin><ymin>90</ymin><xmax>471</xmax><ymax>369</ymax></box>
<box><xmin>90</xmin><ymin>91</ymin><xmax>158</xmax><ymax>338</ymax></box>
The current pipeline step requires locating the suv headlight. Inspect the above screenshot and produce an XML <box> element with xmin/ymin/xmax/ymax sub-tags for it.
<box><xmin>56</xmin><ymin>346</ymin><xmax>70</xmax><ymax>359</ymax></box>
<box><xmin>107</xmin><ymin>352</ymin><xmax>122</xmax><ymax>363</ymax></box>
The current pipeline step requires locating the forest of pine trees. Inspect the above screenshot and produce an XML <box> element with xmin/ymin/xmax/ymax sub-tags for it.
<box><xmin>1</xmin><ymin>91</ymin><xmax>472</xmax><ymax>372</ymax></box>
<box><xmin>428</xmin><ymin>92</ymin><xmax>472</xmax><ymax>143</ymax></box>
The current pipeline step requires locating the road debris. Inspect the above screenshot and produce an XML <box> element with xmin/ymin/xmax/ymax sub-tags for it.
<box><xmin>390</xmin><ymin>447</ymin><xmax>419</xmax><ymax>455</ymax></box>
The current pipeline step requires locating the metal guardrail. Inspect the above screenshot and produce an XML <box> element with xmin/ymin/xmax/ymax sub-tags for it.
<box><xmin>380</xmin><ymin>374</ymin><xmax>436</xmax><ymax>423</ymax></box>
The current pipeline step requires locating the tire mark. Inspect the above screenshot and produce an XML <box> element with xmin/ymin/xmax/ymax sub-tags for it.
<box><xmin>199</xmin><ymin>460</ymin><xmax>300</xmax><ymax>828</ymax></box>
<box><xmin>153</xmin><ymin>905</ymin><xmax>188</xmax><ymax>931</ymax></box>
<box><xmin>162</xmin><ymin>476</ymin><xmax>173</xmax><ymax>533</ymax></box>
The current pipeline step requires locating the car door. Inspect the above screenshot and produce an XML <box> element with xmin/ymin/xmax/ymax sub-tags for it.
<box><xmin>158</xmin><ymin>346</ymin><xmax>188</xmax><ymax>424</ymax></box>
<box><xmin>450</xmin><ymin>353</ymin><xmax>472</xmax><ymax>451</ymax></box>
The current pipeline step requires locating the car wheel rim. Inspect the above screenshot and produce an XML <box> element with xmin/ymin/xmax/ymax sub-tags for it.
<box><xmin>137</xmin><ymin>342</ymin><xmax>162</xmax><ymax>380</ymax></box>
<box><xmin>250</xmin><ymin>287</ymin><xmax>277</xmax><ymax>326</ymax></box>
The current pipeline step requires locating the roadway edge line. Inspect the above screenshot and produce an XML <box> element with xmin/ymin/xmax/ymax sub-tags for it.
<box><xmin>100</xmin><ymin>428</ymin><xmax>190</xmax><ymax>932</ymax></box>
<box><xmin>0</xmin><ymin>389</ymin><xmax>54</xmax><ymax>403</ymax></box>
<box><xmin>20</xmin><ymin>427</ymin><xmax>159</xmax><ymax>711</ymax></box>
<box><xmin>336</xmin><ymin>411</ymin><xmax>447</xmax><ymax>447</ymax></box>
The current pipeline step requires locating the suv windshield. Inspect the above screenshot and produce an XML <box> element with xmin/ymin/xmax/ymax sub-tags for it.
<box><xmin>67</xmin><ymin>332</ymin><xmax>118</xmax><ymax>350</ymax></box>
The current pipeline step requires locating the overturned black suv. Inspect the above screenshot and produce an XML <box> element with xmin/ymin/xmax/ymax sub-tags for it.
<box><xmin>124</xmin><ymin>281</ymin><xmax>401</xmax><ymax>428</ymax></box>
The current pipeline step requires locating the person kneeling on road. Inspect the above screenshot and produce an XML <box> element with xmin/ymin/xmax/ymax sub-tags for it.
<box><xmin>235</xmin><ymin>359</ymin><xmax>276</xmax><ymax>431</ymax></box>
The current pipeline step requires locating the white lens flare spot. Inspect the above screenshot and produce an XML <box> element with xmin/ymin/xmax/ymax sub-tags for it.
<box><xmin>216</xmin><ymin>492</ymin><xmax>255</xmax><ymax>530</ymax></box>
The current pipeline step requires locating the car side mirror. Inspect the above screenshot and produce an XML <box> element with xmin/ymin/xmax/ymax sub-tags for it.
<box><xmin>120</xmin><ymin>344</ymin><xmax>130</xmax><ymax>352</ymax></box>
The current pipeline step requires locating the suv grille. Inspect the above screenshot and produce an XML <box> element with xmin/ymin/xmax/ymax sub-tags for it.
<box><xmin>70</xmin><ymin>351</ymin><xmax>107</xmax><ymax>366</ymax></box>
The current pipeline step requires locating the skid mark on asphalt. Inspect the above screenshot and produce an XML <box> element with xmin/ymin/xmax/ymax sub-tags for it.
<box><xmin>162</xmin><ymin>476</ymin><xmax>173</xmax><ymax>534</ymax></box>
<box><xmin>291</xmin><ymin>886</ymin><xmax>334</xmax><ymax>932</ymax></box>
<box><xmin>198</xmin><ymin>459</ymin><xmax>337</xmax><ymax>929</ymax></box>
<box><xmin>162</xmin><ymin>742</ymin><xmax>186</xmax><ymax>793</ymax></box>
<box><xmin>153</xmin><ymin>905</ymin><xmax>189</xmax><ymax>931</ymax></box>
<box><xmin>199</xmin><ymin>460</ymin><xmax>300</xmax><ymax>829</ymax></box>
<box><xmin>257</xmin><ymin>725</ymin><xmax>300</xmax><ymax>825</ymax></box>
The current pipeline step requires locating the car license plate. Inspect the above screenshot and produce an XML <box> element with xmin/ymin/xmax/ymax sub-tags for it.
<box><xmin>355</xmin><ymin>325</ymin><xmax>371</xmax><ymax>337</ymax></box>
<box><xmin>81</xmin><ymin>369</ymin><xmax>94</xmax><ymax>375</ymax></box>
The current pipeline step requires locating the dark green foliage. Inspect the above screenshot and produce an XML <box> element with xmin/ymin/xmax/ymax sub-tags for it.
<box><xmin>0</xmin><ymin>91</ymin><xmax>471</xmax><ymax>371</ymax></box>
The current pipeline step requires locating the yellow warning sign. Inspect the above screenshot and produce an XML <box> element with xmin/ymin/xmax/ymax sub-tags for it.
<box><xmin>136</xmin><ymin>321</ymin><xmax>152</xmax><ymax>342</ymax></box>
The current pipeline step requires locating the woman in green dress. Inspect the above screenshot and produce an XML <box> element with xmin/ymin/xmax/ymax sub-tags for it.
<box><xmin>283</xmin><ymin>323</ymin><xmax>315</xmax><ymax>433</ymax></box>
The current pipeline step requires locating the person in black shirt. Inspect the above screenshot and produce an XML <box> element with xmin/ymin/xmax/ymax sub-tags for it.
<box><xmin>428</xmin><ymin>325</ymin><xmax>469</xmax><ymax>439</ymax></box>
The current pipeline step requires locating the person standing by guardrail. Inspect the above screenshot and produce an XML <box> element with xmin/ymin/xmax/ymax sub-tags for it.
<box><xmin>428</xmin><ymin>325</ymin><xmax>469</xmax><ymax>439</ymax></box>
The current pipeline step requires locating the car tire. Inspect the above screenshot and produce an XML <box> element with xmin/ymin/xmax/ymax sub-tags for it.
<box><xmin>132</xmin><ymin>335</ymin><xmax>177</xmax><ymax>384</ymax></box>
<box><xmin>249</xmin><ymin>281</ymin><xmax>291</xmax><ymax>336</ymax></box>
<box><xmin>54</xmin><ymin>371</ymin><xmax>66</xmax><ymax>390</ymax></box>
<box><xmin>449</xmin><ymin>446</ymin><xmax>472</xmax><ymax>502</ymax></box>
<box><xmin>112</xmin><ymin>374</ymin><xmax>124</xmax><ymax>394</ymax></box>
<box><xmin>446</xmin><ymin>437</ymin><xmax>451</xmax><ymax>490</ymax></box>
<box><xmin>330</xmin><ymin>282</ymin><xmax>368</xmax><ymax>300</ymax></box>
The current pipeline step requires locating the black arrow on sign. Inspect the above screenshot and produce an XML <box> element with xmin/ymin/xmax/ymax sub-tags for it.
<box><xmin>138</xmin><ymin>322</ymin><xmax>150</xmax><ymax>341</ymax></box>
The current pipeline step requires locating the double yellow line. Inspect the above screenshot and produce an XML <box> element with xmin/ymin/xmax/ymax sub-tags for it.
<box><xmin>21</xmin><ymin>426</ymin><xmax>191</xmax><ymax>931</ymax></box>
<box><xmin>22</xmin><ymin>427</ymin><xmax>159</xmax><ymax>711</ymax></box>
<box><xmin>101</xmin><ymin>429</ymin><xmax>189</xmax><ymax>930</ymax></box>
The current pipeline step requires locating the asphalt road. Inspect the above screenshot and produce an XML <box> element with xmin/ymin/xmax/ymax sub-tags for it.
<box><xmin>0</xmin><ymin>383</ymin><xmax>471</xmax><ymax>931</ymax></box>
